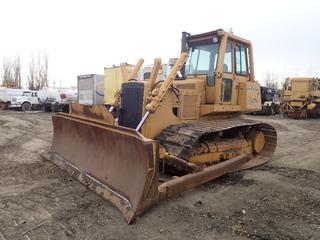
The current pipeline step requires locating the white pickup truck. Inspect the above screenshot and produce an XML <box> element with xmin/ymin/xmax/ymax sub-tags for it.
<box><xmin>10</xmin><ymin>91</ymin><xmax>41</xmax><ymax>111</ymax></box>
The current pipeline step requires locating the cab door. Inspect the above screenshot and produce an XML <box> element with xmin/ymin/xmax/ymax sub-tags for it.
<box><xmin>31</xmin><ymin>92</ymin><xmax>39</xmax><ymax>104</ymax></box>
<box><xmin>221</xmin><ymin>42</ymin><xmax>251</xmax><ymax>106</ymax></box>
<box><xmin>234</xmin><ymin>44</ymin><xmax>250</xmax><ymax>99</ymax></box>
<box><xmin>221</xmin><ymin>41</ymin><xmax>234</xmax><ymax>104</ymax></box>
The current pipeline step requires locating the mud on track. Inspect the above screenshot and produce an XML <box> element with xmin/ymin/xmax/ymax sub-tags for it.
<box><xmin>0</xmin><ymin>110</ymin><xmax>320</xmax><ymax>240</ymax></box>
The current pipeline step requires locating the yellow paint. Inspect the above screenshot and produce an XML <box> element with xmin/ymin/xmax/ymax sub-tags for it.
<box><xmin>282</xmin><ymin>78</ymin><xmax>320</xmax><ymax>115</ymax></box>
<box><xmin>189</xmin><ymin>139</ymin><xmax>252</xmax><ymax>164</ymax></box>
<box><xmin>253</xmin><ymin>131</ymin><xmax>265</xmax><ymax>153</ymax></box>
<box><xmin>104</xmin><ymin>65</ymin><xmax>134</xmax><ymax>105</ymax></box>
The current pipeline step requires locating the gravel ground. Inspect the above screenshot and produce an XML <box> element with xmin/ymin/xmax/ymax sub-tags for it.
<box><xmin>0</xmin><ymin>110</ymin><xmax>320</xmax><ymax>240</ymax></box>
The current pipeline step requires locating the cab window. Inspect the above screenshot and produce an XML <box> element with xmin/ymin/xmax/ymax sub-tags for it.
<box><xmin>186</xmin><ymin>43</ymin><xmax>219</xmax><ymax>86</ymax></box>
<box><xmin>223</xmin><ymin>42</ymin><xmax>232</xmax><ymax>73</ymax></box>
<box><xmin>22</xmin><ymin>91</ymin><xmax>31</xmax><ymax>97</ymax></box>
<box><xmin>235</xmin><ymin>45</ymin><xmax>248</xmax><ymax>75</ymax></box>
<box><xmin>186</xmin><ymin>43</ymin><xmax>219</xmax><ymax>76</ymax></box>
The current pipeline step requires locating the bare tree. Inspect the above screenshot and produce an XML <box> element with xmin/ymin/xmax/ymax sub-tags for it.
<box><xmin>42</xmin><ymin>53</ymin><xmax>49</xmax><ymax>88</ymax></box>
<box><xmin>28</xmin><ymin>51</ymin><xmax>49</xmax><ymax>90</ymax></box>
<box><xmin>1</xmin><ymin>57</ymin><xmax>14</xmax><ymax>87</ymax></box>
<box><xmin>13</xmin><ymin>56</ymin><xmax>22</xmax><ymax>88</ymax></box>
<box><xmin>264</xmin><ymin>71</ymin><xmax>279</xmax><ymax>89</ymax></box>
<box><xmin>1</xmin><ymin>56</ymin><xmax>23</xmax><ymax>88</ymax></box>
<box><xmin>28</xmin><ymin>55</ymin><xmax>36</xmax><ymax>90</ymax></box>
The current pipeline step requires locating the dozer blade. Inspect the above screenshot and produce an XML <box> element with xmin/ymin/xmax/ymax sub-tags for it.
<box><xmin>69</xmin><ymin>103</ymin><xmax>115</xmax><ymax>124</ymax></box>
<box><xmin>50</xmin><ymin>113</ymin><xmax>160</xmax><ymax>223</ymax></box>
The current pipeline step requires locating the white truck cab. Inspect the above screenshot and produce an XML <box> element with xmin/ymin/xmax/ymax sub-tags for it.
<box><xmin>10</xmin><ymin>91</ymin><xmax>40</xmax><ymax>111</ymax></box>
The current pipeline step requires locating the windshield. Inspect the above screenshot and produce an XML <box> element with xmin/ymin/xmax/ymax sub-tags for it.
<box><xmin>22</xmin><ymin>92</ymin><xmax>31</xmax><ymax>96</ymax></box>
<box><xmin>185</xmin><ymin>43</ymin><xmax>219</xmax><ymax>76</ymax></box>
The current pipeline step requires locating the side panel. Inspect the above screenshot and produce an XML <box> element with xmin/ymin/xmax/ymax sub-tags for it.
<box><xmin>78</xmin><ymin>75</ymin><xmax>94</xmax><ymax>105</ymax></box>
<box><xmin>292</xmin><ymin>79</ymin><xmax>310</xmax><ymax>92</ymax></box>
<box><xmin>78</xmin><ymin>74</ymin><xmax>104</xmax><ymax>105</ymax></box>
<box><xmin>239</xmin><ymin>81</ymin><xmax>261</xmax><ymax>111</ymax></box>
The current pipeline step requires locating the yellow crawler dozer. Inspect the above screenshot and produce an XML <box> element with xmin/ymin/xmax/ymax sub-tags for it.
<box><xmin>50</xmin><ymin>29</ymin><xmax>277</xmax><ymax>223</ymax></box>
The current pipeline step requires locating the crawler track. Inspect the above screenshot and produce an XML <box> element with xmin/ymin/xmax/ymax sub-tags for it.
<box><xmin>157</xmin><ymin>117</ymin><xmax>277</xmax><ymax>171</ymax></box>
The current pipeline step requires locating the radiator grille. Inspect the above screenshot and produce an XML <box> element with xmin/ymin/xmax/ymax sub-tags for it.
<box><xmin>118</xmin><ymin>82</ymin><xmax>144</xmax><ymax>129</ymax></box>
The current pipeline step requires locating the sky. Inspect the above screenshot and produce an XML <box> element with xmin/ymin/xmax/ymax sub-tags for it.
<box><xmin>0</xmin><ymin>0</ymin><xmax>319</xmax><ymax>88</ymax></box>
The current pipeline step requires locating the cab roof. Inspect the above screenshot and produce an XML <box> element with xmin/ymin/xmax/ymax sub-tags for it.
<box><xmin>187</xmin><ymin>29</ymin><xmax>252</xmax><ymax>46</ymax></box>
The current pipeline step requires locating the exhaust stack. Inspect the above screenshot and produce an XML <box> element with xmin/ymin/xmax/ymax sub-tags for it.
<box><xmin>179</xmin><ymin>31</ymin><xmax>190</xmax><ymax>79</ymax></box>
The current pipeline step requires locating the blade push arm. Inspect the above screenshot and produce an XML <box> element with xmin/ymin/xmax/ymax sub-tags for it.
<box><xmin>149</xmin><ymin>58</ymin><xmax>161</xmax><ymax>89</ymax></box>
<box><xmin>145</xmin><ymin>52</ymin><xmax>188</xmax><ymax>113</ymax></box>
<box><xmin>128</xmin><ymin>58</ymin><xmax>144</xmax><ymax>80</ymax></box>
<box><xmin>136</xmin><ymin>52</ymin><xmax>188</xmax><ymax>131</ymax></box>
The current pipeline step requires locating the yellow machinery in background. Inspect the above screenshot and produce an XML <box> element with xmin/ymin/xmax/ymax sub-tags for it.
<box><xmin>282</xmin><ymin>77</ymin><xmax>320</xmax><ymax>118</ymax></box>
<box><xmin>104</xmin><ymin>64</ymin><xmax>134</xmax><ymax>105</ymax></box>
<box><xmin>50</xmin><ymin>29</ymin><xmax>277</xmax><ymax>223</ymax></box>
